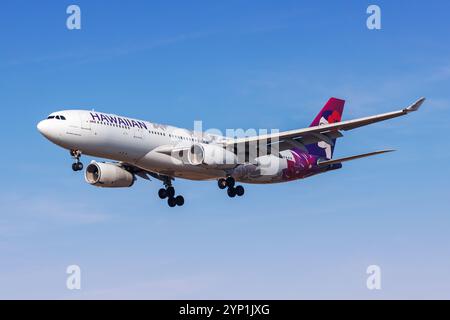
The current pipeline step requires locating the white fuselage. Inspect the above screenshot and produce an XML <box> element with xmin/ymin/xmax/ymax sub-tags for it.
<box><xmin>37</xmin><ymin>110</ymin><xmax>292</xmax><ymax>183</ymax></box>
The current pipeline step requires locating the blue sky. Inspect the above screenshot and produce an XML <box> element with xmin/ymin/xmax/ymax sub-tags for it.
<box><xmin>1</xmin><ymin>0</ymin><xmax>450</xmax><ymax>299</ymax></box>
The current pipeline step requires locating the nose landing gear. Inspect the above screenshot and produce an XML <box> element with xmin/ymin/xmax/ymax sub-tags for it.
<box><xmin>218</xmin><ymin>177</ymin><xmax>245</xmax><ymax>198</ymax></box>
<box><xmin>71</xmin><ymin>162</ymin><xmax>83</xmax><ymax>171</ymax></box>
<box><xmin>70</xmin><ymin>150</ymin><xmax>83</xmax><ymax>171</ymax></box>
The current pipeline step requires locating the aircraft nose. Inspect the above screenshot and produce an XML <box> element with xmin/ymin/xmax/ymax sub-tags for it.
<box><xmin>37</xmin><ymin>119</ymin><xmax>57</xmax><ymax>141</ymax></box>
<box><xmin>37</xmin><ymin>120</ymin><xmax>49</xmax><ymax>136</ymax></box>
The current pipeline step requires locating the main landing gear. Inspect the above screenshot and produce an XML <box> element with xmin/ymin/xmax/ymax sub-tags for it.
<box><xmin>158</xmin><ymin>180</ymin><xmax>184</xmax><ymax>207</ymax></box>
<box><xmin>70</xmin><ymin>150</ymin><xmax>83</xmax><ymax>172</ymax></box>
<box><xmin>218</xmin><ymin>176</ymin><xmax>245</xmax><ymax>198</ymax></box>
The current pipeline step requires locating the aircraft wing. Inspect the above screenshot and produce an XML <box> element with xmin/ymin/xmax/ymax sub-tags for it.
<box><xmin>221</xmin><ymin>97</ymin><xmax>425</xmax><ymax>152</ymax></box>
<box><xmin>121</xmin><ymin>161</ymin><xmax>177</xmax><ymax>182</ymax></box>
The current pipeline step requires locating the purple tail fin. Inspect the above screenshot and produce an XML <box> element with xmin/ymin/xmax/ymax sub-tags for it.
<box><xmin>306</xmin><ymin>97</ymin><xmax>345</xmax><ymax>159</ymax></box>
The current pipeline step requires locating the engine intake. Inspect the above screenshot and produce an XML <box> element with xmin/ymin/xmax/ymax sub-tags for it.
<box><xmin>187</xmin><ymin>143</ymin><xmax>237</xmax><ymax>168</ymax></box>
<box><xmin>85</xmin><ymin>161</ymin><xmax>135</xmax><ymax>188</ymax></box>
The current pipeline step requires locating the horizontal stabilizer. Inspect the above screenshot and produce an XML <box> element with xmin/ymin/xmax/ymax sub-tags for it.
<box><xmin>317</xmin><ymin>149</ymin><xmax>395</xmax><ymax>166</ymax></box>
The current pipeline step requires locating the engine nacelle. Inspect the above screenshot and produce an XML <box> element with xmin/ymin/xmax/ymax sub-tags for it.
<box><xmin>187</xmin><ymin>143</ymin><xmax>237</xmax><ymax>168</ymax></box>
<box><xmin>85</xmin><ymin>161</ymin><xmax>135</xmax><ymax>188</ymax></box>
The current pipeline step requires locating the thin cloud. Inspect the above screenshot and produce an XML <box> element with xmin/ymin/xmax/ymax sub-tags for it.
<box><xmin>2</xmin><ymin>31</ymin><xmax>215</xmax><ymax>69</ymax></box>
<box><xmin>77</xmin><ymin>273</ymin><xmax>222</xmax><ymax>299</ymax></box>
<box><xmin>427</xmin><ymin>65</ymin><xmax>450</xmax><ymax>82</ymax></box>
<box><xmin>0</xmin><ymin>192</ymin><xmax>110</xmax><ymax>237</ymax></box>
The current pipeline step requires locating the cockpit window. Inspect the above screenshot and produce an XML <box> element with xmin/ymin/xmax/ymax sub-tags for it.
<box><xmin>47</xmin><ymin>115</ymin><xmax>66</xmax><ymax>120</ymax></box>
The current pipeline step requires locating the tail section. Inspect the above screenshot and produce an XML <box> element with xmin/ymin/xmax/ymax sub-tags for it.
<box><xmin>306</xmin><ymin>97</ymin><xmax>345</xmax><ymax>159</ymax></box>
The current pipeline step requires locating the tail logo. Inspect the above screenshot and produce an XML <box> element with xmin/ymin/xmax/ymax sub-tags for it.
<box><xmin>317</xmin><ymin>110</ymin><xmax>341</xmax><ymax>159</ymax></box>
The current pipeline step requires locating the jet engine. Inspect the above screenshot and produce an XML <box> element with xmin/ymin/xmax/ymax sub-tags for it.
<box><xmin>187</xmin><ymin>143</ymin><xmax>237</xmax><ymax>168</ymax></box>
<box><xmin>85</xmin><ymin>161</ymin><xmax>135</xmax><ymax>188</ymax></box>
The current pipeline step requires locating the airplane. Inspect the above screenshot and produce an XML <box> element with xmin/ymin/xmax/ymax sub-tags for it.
<box><xmin>37</xmin><ymin>97</ymin><xmax>425</xmax><ymax>207</ymax></box>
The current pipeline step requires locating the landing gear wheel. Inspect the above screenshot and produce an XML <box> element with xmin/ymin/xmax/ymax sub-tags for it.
<box><xmin>70</xmin><ymin>150</ymin><xmax>83</xmax><ymax>172</ymax></box>
<box><xmin>168</xmin><ymin>197</ymin><xmax>177</xmax><ymax>207</ymax></box>
<box><xmin>225</xmin><ymin>176</ymin><xmax>235</xmax><ymax>188</ymax></box>
<box><xmin>159</xmin><ymin>178</ymin><xmax>184</xmax><ymax>207</ymax></box>
<box><xmin>158</xmin><ymin>188</ymin><xmax>168</xmax><ymax>199</ymax></box>
<box><xmin>175</xmin><ymin>195</ymin><xmax>185</xmax><ymax>206</ymax></box>
<box><xmin>235</xmin><ymin>185</ymin><xmax>245</xmax><ymax>197</ymax></box>
<box><xmin>227</xmin><ymin>187</ymin><xmax>236</xmax><ymax>198</ymax></box>
<box><xmin>72</xmin><ymin>162</ymin><xmax>83</xmax><ymax>171</ymax></box>
<box><xmin>166</xmin><ymin>186</ymin><xmax>175</xmax><ymax>198</ymax></box>
<box><xmin>218</xmin><ymin>178</ymin><xmax>227</xmax><ymax>190</ymax></box>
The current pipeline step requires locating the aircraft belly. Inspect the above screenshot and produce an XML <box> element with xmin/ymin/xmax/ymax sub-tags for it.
<box><xmin>237</xmin><ymin>175</ymin><xmax>285</xmax><ymax>184</ymax></box>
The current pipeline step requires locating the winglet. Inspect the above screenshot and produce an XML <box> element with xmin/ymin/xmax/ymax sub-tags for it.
<box><xmin>404</xmin><ymin>97</ymin><xmax>426</xmax><ymax>113</ymax></box>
